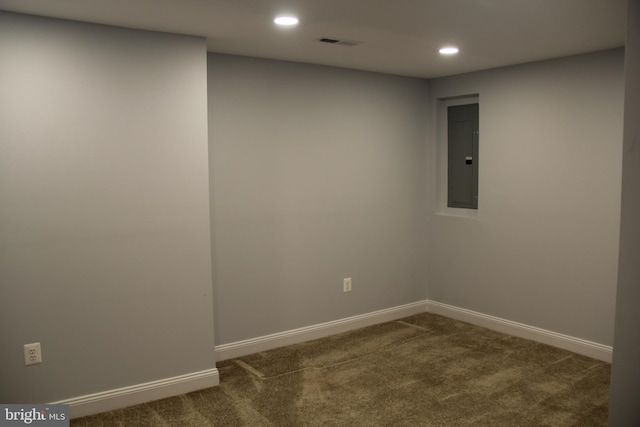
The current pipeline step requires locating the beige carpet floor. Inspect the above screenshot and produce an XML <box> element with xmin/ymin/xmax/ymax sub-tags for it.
<box><xmin>71</xmin><ymin>312</ymin><xmax>610</xmax><ymax>426</ymax></box>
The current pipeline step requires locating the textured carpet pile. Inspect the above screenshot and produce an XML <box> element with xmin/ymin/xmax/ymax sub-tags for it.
<box><xmin>71</xmin><ymin>312</ymin><xmax>610</xmax><ymax>426</ymax></box>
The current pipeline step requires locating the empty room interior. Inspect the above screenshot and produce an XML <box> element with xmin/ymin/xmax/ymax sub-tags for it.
<box><xmin>1</xmin><ymin>0</ymin><xmax>640</xmax><ymax>424</ymax></box>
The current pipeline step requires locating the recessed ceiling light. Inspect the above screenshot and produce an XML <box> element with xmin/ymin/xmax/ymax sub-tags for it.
<box><xmin>274</xmin><ymin>16</ymin><xmax>299</xmax><ymax>26</ymax></box>
<box><xmin>439</xmin><ymin>46</ymin><xmax>459</xmax><ymax>55</ymax></box>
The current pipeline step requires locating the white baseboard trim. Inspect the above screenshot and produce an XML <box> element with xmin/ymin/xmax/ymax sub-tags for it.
<box><xmin>52</xmin><ymin>368</ymin><xmax>219</xmax><ymax>419</ymax></box>
<box><xmin>52</xmin><ymin>300</ymin><xmax>609</xmax><ymax>419</ymax></box>
<box><xmin>215</xmin><ymin>300</ymin><xmax>429</xmax><ymax>361</ymax></box>
<box><xmin>426</xmin><ymin>300</ymin><xmax>612</xmax><ymax>362</ymax></box>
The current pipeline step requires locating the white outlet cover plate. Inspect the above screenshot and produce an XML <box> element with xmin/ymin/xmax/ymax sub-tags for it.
<box><xmin>24</xmin><ymin>342</ymin><xmax>42</xmax><ymax>366</ymax></box>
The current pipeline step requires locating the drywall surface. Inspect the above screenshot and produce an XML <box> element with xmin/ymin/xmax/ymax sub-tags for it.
<box><xmin>0</xmin><ymin>13</ymin><xmax>215</xmax><ymax>402</ymax></box>
<box><xmin>427</xmin><ymin>49</ymin><xmax>624</xmax><ymax>346</ymax></box>
<box><xmin>609</xmin><ymin>0</ymin><xmax>640</xmax><ymax>424</ymax></box>
<box><xmin>208</xmin><ymin>54</ymin><xmax>430</xmax><ymax>344</ymax></box>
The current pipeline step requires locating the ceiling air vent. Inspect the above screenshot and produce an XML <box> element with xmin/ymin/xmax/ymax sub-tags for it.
<box><xmin>317</xmin><ymin>37</ymin><xmax>361</xmax><ymax>47</ymax></box>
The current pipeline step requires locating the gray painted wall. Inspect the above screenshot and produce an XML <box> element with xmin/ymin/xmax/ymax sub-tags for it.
<box><xmin>208</xmin><ymin>54</ymin><xmax>430</xmax><ymax>344</ymax></box>
<box><xmin>0</xmin><ymin>13</ymin><xmax>215</xmax><ymax>402</ymax></box>
<box><xmin>427</xmin><ymin>49</ymin><xmax>624</xmax><ymax>346</ymax></box>
<box><xmin>609</xmin><ymin>0</ymin><xmax>640</xmax><ymax>424</ymax></box>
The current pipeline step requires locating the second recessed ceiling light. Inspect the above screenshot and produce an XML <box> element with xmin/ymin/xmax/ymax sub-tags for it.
<box><xmin>439</xmin><ymin>46</ymin><xmax>459</xmax><ymax>55</ymax></box>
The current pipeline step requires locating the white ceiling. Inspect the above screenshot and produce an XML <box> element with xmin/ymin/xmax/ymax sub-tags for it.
<box><xmin>0</xmin><ymin>0</ymin><xmax>627</xmax><ymax>78</ymax></box>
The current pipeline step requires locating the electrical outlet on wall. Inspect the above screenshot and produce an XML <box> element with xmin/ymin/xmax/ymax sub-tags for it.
<box><xmin>24</xmin><ymin>342</ymin><xmax>42</xmax><ymax>366</ymax></box>
<box><xmin>343</xmin><ymin>278</ymin><xmax>352</xmax><ymax>293</ymax></box>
